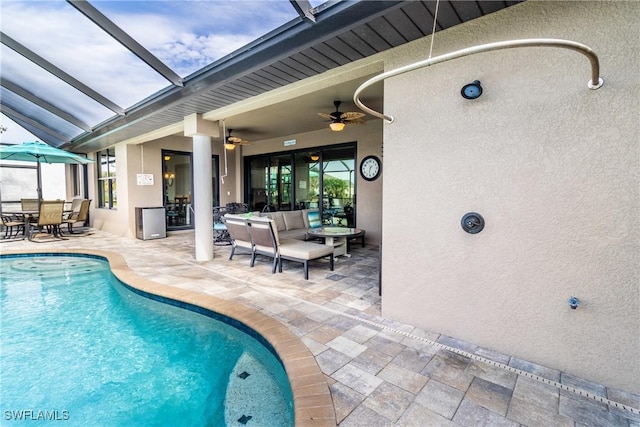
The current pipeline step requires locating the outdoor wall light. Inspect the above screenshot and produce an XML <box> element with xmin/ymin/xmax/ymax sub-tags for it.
<box><xmin>568</xmin><ymin>296</ymin><xmax>580</xmax><ymax>310</ymax></box>
<box><xmin>461</xmin><ymin>80</ymin><xmax>483</xmax><ymax>99</ymax></box>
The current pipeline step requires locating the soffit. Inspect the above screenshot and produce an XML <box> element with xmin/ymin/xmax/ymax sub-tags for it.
<box><xmin>0</xmin><ymin>1</ymin><xmax>522</xmax><ymax>153</ymax></box>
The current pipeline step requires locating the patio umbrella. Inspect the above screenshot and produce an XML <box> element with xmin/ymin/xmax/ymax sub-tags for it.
<box><xmin>0</xmin><ymin>141</ymin><xmax>93</xmax><ymax>203</ymax></box>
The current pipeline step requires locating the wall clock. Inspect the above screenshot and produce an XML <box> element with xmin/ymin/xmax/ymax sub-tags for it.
<box><xmin>360</xmin><ymin>155</ymin><xmax>382</xmax><ymax>181</ymax></box>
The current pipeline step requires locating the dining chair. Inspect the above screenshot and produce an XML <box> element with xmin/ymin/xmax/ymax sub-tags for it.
<box><xmin>28</xmin><ymin>200</ymin><xmax>65</xmax><ymax>242</ymax></box>
<box><xmin>63</xmin><ymin>199</ymin><xmax>92</xmax><ymax>235</ymax></box>
<box><xmin>1</xmin><ymin>214</ymin><xmax>25</xmax><ymax>239</ymax></box>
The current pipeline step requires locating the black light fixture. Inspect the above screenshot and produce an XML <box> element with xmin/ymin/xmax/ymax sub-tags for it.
<box><xmin>461</xmin><ymin>80</ymin><xmax>483</xmax><ymax>99</ymax></box>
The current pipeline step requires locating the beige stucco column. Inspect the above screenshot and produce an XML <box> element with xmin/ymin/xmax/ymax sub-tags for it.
<box><xmin>184</xmin><ymin>114</ymin><xmax>218</xmax><ymax>261</ymax></box>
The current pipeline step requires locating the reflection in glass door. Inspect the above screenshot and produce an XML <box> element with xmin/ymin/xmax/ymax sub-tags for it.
<box><xmin>162</xmin><ymin>151</ymin><xmax>220</xmax><ymax>230</ymax></box>
<box><xmin>294</xmin><ymin>152</ymin><xmax>320</xmax><ymax>210</ymax></box>
<box><xmin>271</xmin><ymin>154</ymin><xmax>292</xmax><ymax>211</ymax></box>
<box><xmin>163</xmin><ymin>151</ymin><xmax>192</xmax><ymax>229</ymax></box>
<box><xmin>322</xmin><ymin>146</ymin><xmax>355</xmax><ymax>227</ymax></box>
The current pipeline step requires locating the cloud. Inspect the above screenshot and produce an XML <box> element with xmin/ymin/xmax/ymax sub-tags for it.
<box><xmin>0</xmin><ymin>0</ymin><xmax>302</xmax><ymax>137</ymax></box>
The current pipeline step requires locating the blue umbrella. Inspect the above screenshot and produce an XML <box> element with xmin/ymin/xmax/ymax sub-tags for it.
<box><xmin>0</xmin><ymin>141</ymin><xmax>93</xmax><ymax>202</ymax></box>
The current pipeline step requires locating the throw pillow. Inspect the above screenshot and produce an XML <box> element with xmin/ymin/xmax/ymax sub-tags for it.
<box><xmin>307</xmin><ymin>211</ymin><xmax>321</xmax><ymax>228</ymax></box>
<box><xmin>283</xmin><ymin>210</ymin><xmax>305</xmax><ymax>230</ymax></box>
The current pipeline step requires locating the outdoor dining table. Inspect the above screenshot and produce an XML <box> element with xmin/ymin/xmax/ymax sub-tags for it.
<box><xmin>4</xmin><ymin>206</ymin><xmax>73</xmax><ymax>240</ymax></box>
<box><xmin>306</xmin><ymin>227</ymin><xmax>364</xmax><ymax>258</ymax></box>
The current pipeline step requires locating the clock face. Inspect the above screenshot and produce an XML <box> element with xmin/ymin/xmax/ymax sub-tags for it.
<box><xmin>360</xmin><ymin>156</ymin><xmax>381</xmax><ymax>181</ymax></box>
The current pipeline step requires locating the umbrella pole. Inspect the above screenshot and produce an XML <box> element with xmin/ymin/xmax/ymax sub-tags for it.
<box><xmin>37</xmin><ymin>160</ymin><xmax>43</xmax><ymax>205</ymax></box>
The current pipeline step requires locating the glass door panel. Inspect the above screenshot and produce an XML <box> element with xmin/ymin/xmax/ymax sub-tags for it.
<box><xmin>249</xmin><ymin>157</ymin><xmax>269</xmax><ymax>212</ymax></box>
<box><xmin>272</xmin><ymin>154</ymin><xmax>292</xmax><ymax>211</ymax></box>
<box><xmin>294</xmin><ymin>152</ymin><xmax>320</xmax><ymax>210</ymax></box>
<box><xmin>163</xmin><ymin>151</ymin><xmax>192</xmax><ymax>229</ymax></box>
<box><xmin>322</xmin><ymin>146</ymin><xmax>355</xmax><ymax>227</ymax></box>
<box><xmin>211</xmin><ymin>155</ymin><xmax>220</xmax><ymax>208</ymax></box>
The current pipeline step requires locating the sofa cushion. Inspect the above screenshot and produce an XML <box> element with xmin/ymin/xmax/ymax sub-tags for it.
<box><xmin>279</xmin><ymin>239</ymin><xmax>334</xmax><ymax>260</ymax></box>
<box><xmin>263</xmin><ymin>211</ymin><xmax>286</xmax><ymax>231</ymax></box>
<box><xmin>307</xmin><ymin>210</ymin><xmax>322</xmax><ymax>228</ymax></box>
<box><xmin>279</xmin><ymin>229</ymin><xmax>308</xmax><ymax>241</ymax></box>
<box><xmin>283</xmin><ymin>210</ymin><xmax>305</xmax><ymax>231</ymax></box>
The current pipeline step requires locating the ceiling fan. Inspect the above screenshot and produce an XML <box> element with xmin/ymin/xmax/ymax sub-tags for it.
<box><xmin>318</xmin><ymin>100</ymin><xmax>366</xmax><ymax>131</ymax></box>
<box><xmin>224</xmin><ymin>129</ymin><xmax>253</xmax><ymax>150</ymax></box>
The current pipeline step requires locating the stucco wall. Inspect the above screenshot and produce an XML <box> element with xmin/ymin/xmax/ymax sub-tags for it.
<box><xmin>381</xmin><ymin>1</ymin><xmax>639</xmax><ymax>393</ymax></box>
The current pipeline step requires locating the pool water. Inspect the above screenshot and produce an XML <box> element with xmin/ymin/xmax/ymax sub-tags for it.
<box><xmin>0</xmin><ymin>255</ymin><xmax>294</xmax><ymax>426</ymax></box>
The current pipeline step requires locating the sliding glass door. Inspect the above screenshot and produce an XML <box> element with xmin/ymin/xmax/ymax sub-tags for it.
<box><xmin>245</xmin><ymin>143</ymin><xmax>356</xmax><ymax>226</ymax></box>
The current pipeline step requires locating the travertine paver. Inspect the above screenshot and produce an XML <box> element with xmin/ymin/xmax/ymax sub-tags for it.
<box><xmin>3</xmin><ymin>229</ymin><xmax>639</xmax><ymax>426</ymax></box>
<box><xmin>416</xmin><ymin>378</ymin><xmax>465</xmax><ymax>419</ymax></box>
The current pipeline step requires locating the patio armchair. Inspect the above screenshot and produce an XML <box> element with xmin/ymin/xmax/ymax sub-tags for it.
<box><xmin>28</xmin><ymin>200</ymin><xmax>66</xmax><ymax>242</ymax></box>
<box><xmin>213</xmin><ymin>206</ymin><xmax>230</xmax><ymax>245</ymax></box>
<box><xmin>222</xmin><ymin>216</ymin><xmax>253</xmax><ymax>261</ymax></box>
<box><xmin>246</xmin><ymin>217</ymin><xmax>334</xmax><ymax>280</ymax></box>
<box><xmin>65</xmin><ymin>198</ymin><xmax>84</xmax><ymax>217</ymax></box>
<box><xmin>63</xmin><ymin>199</ymin><xmax>92</xmax><ymax>235</ymax></box>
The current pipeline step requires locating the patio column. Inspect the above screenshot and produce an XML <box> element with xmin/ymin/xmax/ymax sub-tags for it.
<box><xmin>185</xmin><ymin>114</ymin><xmax>217</xmax><ymax>261</ymax></box>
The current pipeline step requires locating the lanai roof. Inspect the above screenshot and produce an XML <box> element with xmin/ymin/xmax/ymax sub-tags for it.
<box><xmin>0</xmin><ymin>0</ymin><xmax>521</xmax><ymax>153</ymax></box>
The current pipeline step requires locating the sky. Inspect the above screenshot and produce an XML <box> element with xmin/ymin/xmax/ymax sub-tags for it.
<box><xmin>0</xmin><ymin>0</ymin><xmax>327</xmax><ymax>144</ymax></box>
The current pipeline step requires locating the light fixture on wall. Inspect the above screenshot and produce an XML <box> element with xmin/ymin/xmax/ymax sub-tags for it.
<box><xmin>461</xmin><ymin>80</ymin><xmax>483</xmax><ymax>99</ymax></box>
<box><xmin>164</xmin><ymin>172</ymin><xmax>175</xmax><ymax>186</ymax></box>
<box><xmin>164</xmin><ymin>155</ymin><xmax>171</xmax><ymax>161</ymax></box>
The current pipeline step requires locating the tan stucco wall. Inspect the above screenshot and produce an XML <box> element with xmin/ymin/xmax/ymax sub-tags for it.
<box><xmin>89</xmin><ymin>133</ymin><xmax>233</xmax><ymax>238</ymax></box>
<box><xmin>381</xmin><ymin>1</ymin><xmax>639</xmax><ymax>393</ymax></box>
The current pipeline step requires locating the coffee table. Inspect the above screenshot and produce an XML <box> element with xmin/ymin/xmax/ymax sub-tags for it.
<box><xmin>307</xmin><ymin>227</ymin><xmax>364</xmax><ymax>258</ymax></box>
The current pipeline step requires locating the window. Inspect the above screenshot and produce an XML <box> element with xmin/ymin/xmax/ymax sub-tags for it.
<box><xmin>97</xmin><ymin>148</ymin><xmax>116</xmax><ymax>209</ymax></box>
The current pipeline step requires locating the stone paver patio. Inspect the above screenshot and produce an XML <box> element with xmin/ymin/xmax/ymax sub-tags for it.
<box><xmin>2</xmin><ymin>229</ymin><xmax>639</xmax><ymax>426</ymax></box>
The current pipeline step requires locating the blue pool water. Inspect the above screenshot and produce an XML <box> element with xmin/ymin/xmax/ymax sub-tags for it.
<box><xmin>0</xmin><ymin>254</ymin><xmax>294</xmax><ymax>426</ymax></box>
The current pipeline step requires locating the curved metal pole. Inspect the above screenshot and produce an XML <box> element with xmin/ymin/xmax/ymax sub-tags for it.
<box><xmin>354</xmin><ymin>38</ymin><xmax>604</xmax><ymax>123</ymax></box>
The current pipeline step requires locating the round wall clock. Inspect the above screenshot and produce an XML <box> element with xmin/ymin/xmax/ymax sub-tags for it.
<box><xmin>360</xmin><ymin>155</ymin><xmax>382</xmax><ymax>181</ymax></box>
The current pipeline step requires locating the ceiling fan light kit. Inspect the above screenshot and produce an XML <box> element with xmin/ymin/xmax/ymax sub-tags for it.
<box><xmin>224</xmin><ymin>129</ymin><xmax>252</xmax><ymax>150</ymax></box>
<box><xmin>319</xmin><ymin>100</ymin><xmax>365</xmax><ymax>131</ymax></box>
<box><xmin>330</xmin><ymin>121</ymin><xmax>346</xmax><ymax>131</ymax></box>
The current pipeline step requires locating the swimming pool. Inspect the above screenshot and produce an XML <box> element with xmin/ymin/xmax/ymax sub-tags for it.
<box><xmin>0</xmin><ymin>254</ymin><xmax>294</xmax><ymax>426</ymax></box>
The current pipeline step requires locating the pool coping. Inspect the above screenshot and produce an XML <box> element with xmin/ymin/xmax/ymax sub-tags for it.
<box><xmin>2</xmin><ymin>249</ymin><xmax>337</xmax><ymax>427</ymax></box>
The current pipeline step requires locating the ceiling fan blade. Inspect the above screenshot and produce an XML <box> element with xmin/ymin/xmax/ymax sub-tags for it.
<box><xmin>344</xmin><ymin>118</ymin><xmax>367</xmax><ymax>125</ymax></box>
<box><xmin>228</xmin><ymin>136</ymin><xmax>242</xmax><ymax>143</ymax></box>
<box><xmin>340</xmin><ymin>111</ymin><xmax>365</xmax><ymax>120</ymax></box>
<box><xmin>318</xmin><ymin>112</ymin><xmax>336</xmax><ymax>119</ymax></box>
